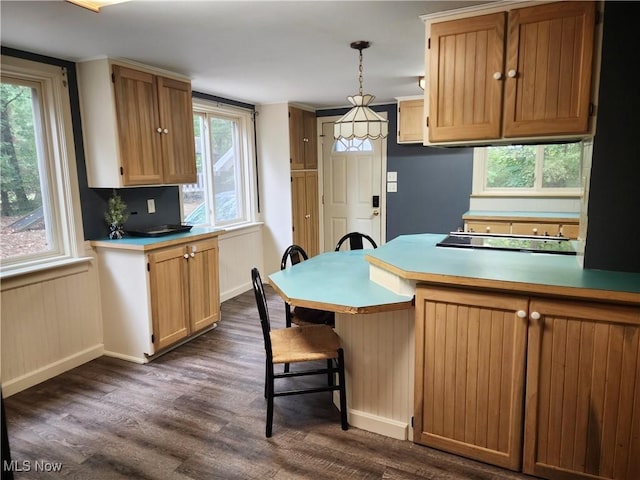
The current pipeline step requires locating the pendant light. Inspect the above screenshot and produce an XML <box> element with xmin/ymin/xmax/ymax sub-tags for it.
<box><xmin>334</xmin><ymin>41</ymin><xmax>389</xmax><ymax>140</ymax></box>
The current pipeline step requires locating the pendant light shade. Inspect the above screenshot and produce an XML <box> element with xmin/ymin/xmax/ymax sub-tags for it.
<box><xmin>334</xmin><ymin>41</ymin><xmax>388</xmax><ymax>140</ymax></box>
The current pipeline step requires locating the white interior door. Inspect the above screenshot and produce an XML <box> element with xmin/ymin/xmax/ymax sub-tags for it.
<box><xmin>321</xmin><ymin>119</ymin><xmax>385</xmax><ymax>252</ymax></box>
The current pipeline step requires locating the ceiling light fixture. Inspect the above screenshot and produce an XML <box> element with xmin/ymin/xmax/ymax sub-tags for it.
<box><xmin>65</xmin><ymin>0</ymin><xmax>129</xmax><ymax>13</ymax></box>
<box><xmin>334</xmin><ymin>41</ymin><xmax>388</xmax><ymax>140</ymax></box>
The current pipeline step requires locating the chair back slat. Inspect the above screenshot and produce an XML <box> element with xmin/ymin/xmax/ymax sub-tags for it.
<box><xmin>251</xmin><ymin>268</ymin><xmax>273</xmax><ymax>359</ymax></box>
<box><xmin>335</xmin><ymin>232</ymin><xmax>378</xmax><ymax>251</ymax></box>
<box><xmin>280</xmin><ymin>244</ymin><xmax>309</xmax><ymax>270</ymax></box>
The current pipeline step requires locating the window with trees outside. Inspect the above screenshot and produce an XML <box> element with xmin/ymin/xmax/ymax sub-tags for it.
<box><xmin>181</xmin><ymin>99</ymin><xmax>255</xmax><ymax>227</ymax></box>
<box><xmin>473</xmin><ymin>142</ymin><xmax>583</xmax><ymax>196</ymax></box>
<box><xmin>1</xmin><ymin>55</ymin><xmax>81</xmax><ymax>273</ymax></box>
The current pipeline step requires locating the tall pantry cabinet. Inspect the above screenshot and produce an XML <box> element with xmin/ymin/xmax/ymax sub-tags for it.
<box><xmin>289</xmin><ymin>106</ymin><xmax>319</xmax><ymax>257</ymax></box>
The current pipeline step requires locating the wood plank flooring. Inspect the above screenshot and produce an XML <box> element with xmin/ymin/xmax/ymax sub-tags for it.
<box><xmin>3</xmin><ymin>286</ymin><xmax>539</xmax><ymax>479</ymax></box>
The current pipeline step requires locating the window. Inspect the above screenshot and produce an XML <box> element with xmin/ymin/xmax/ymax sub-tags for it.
<box><xmin>1</xmin><ymin>56</ymin><xmax>82</xmax><ymax>273</ymax></box>
<box><xmin>334</xmin><ymin>137</ymin><xmax>373</xmax><ymax>152</ymax></box>
<box><xmin>182</xmin><ymin>99</ymin><xmax>255</xmax><ymax>227</ymax></box>
<box><xmin>473</xmin><ymin>142</ymin><xmax>583</xmax><ymax>196</ymax></box>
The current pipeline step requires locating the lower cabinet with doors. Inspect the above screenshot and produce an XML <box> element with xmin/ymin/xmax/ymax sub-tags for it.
<box><xmin>92</xmin><ymin>231</ymin><xmax>221</xmax><ymax>363</ymax></box>
<box><xmin>291</xmin><ymin>170</ymin><xmax>319</xmax><ymax>257</ymax></box>
<box><xmin>414</xmin><ymin>285</ymin><xmax>640</xmax><ymax>480</ymax></box>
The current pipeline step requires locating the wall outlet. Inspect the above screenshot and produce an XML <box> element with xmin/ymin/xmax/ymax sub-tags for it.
<box><xmin>147</xmin><ymin>199</ymin><xmax>156</xmax><ymax>214</ymax></box>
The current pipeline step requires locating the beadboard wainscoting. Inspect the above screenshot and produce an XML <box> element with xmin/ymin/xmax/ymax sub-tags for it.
<box><xmin>335</xmin><ymin>308</ymin><xmax>415</xmax><ymax>441</ymax></box>
<box><xmin>1</xmin><ymin>246</ymin><xmax>103</xmax><ymax>396</ymax></box>
<box><xmin>217</xmin><ymin>223</ymin><xmax>264</xmax><ymax>302</ymax></box>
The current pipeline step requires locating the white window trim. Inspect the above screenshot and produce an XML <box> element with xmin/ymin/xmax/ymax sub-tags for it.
<box><xmin>1</xmin><ymin>55</ymin><xmax>85</xmax><ymax>277</ymax></box>
<box><xmin>472</xmin><ymin>145</ymin><xmax>583</xmax><ymax>198</ymax></box>
<box><xmin>184</xmin><ymin>98</ymin><xmax>257</xmax><ymax>228</ymax></box>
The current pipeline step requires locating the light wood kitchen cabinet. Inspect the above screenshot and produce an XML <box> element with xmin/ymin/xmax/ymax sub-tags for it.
<box><xmin>523</xmin><ymin>298</ymin><xmax>640</xmax><ymax>480</ymax></box>
<box><xmin>425</xmin><ymin>1</ymin><xmax>597</xmax><ymax>144</ymax></box>
<box><xmin>465</xmin><ymin>221</ymin><xmax>511</xmax><ymax>235</ymax></box>
<box><xmin>78</xmin><ymin>59</ymin><xmax>197</xmax><ymax>187</ymax></box>
<box><xmin>463</xmin><ymin>214</ymin><xmax>580</xmax><ymax>239</ymax></box>
<box><xmin>291</xmin><ymin>170</ymin><xmax>319</xmax><ymax>257</ymax></box>
<box><xmin>289</xmin><ymin>106</ymin><xmax>317</xmax><ymax>170</ymax></box>
<box><xmin>414</xmin><ymin>286</ymin><xmax>529</xmax><ymax>470</ymax></box>
<box><xmin>148</xmin><ymin>237</ymin><xmax>219</xmax><ymax>351</ymax></box>
<box><xmin>397</xmin><ymin>97</ymin><xmax>424</xmax><ymax>143</ymax></box>
<box><xmin>92</xmin><ymin>233</ymin><xmax>221</xmax><ymax>362</ymax></box>
<box><xmin>415</xmin><ymin>285</ymin><xmax>640</xmax><ymax>479</ymax></box>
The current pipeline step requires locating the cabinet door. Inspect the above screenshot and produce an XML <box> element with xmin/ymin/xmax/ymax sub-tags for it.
<box><xmin>304</xmin><ymin>171</ymin><xmax>319</xmax><ymax>256</ymax></box>
<box><xmin>188</xmin><ymin>238</ymin><xmax>220</xmax><ymax>332</ymax></box>
<box><xmin>524</xmin><ymin>299</ymin><xmax>640</xmax><ymax>480</ymax></box>
<box><xmin>303</xmin><ymin>109</ymin><xmax>317</xmax><ymax>169</ymax></box>
<box><xmin>428</xmin><ymin>13</ymin><xmax>506</xmax><ymax>142</ymax></box>
<box><xmin>289</xmin><ymin>106</ymin><xmax>305</xmax><ymax>170</ymax></box>
<box><xmin>511</xmin><ymin>222</ymin><xmax>560</xmax><ymax>236</ymax></box>
<box><xmin>466</xmin><ymin>221</ymin><xmax>511</xmax><ymax>234</ymax></box>
<box><xmin>148</xmin><ymin>245</ymin><xmax>190</xmax><ymax>351</ymax></box>
<box><xmin>113</xmin><ymin>65</ymin><xmax>163</xmax><ymax>185</ymax></box>
<box><xmin>398</xmin><ymin>99</ymin><xmax>424</xmax><ymax>143</ymax></box>
<box><xmin>157</xmin><ymin>76</ymin><xmax>197</xmax><ymax>184</ymax></box>
<box><xmin>503</xmin><ymin>1</ymin><xmax>596</xmax><ymax>137</ymax></box>
<box><xmin>414</xmin><ymin>286</ymin><xmax>529</xmax><ymax>470</ymax></box>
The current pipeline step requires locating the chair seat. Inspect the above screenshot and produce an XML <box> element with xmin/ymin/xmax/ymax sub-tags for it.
<box><xmin>270</xmin><ymin>325</ymin><xmax>340</xmax><ymax>364</ymax></box>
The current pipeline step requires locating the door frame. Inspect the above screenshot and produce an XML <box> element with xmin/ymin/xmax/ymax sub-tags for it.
<box><xmin>316</xmin><ymin>114</ymin><xmax>388</xmax><ymax>252</ymax></box>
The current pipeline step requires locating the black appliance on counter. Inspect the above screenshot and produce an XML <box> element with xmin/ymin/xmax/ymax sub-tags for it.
<box><xmin>436</xmin><ymin>232</ymin><xmax>577</xmax><ymax>255</ymax></box>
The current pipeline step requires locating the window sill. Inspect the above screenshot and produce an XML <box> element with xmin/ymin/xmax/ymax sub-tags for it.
<box><xmin>1</xmin><ymin>256</ymin><xmax>93</xmax><ymax>290</ymax></box>
<box><xmin>470</xmin><ymin>192</ymin><xmax>582</xmax><ymax>199</ymax></box>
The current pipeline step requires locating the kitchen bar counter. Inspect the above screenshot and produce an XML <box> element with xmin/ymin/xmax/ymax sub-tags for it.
<box><xmin>366</xmin><ymin>234</ymin><xmax>640</xmax><ymax>304</ymax></box>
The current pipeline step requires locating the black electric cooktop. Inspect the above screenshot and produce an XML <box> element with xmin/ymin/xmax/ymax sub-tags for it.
<box><xmin>437</xmin><ymin>232</ymin><xmax>577</xmax><ymax>255</ymax></box>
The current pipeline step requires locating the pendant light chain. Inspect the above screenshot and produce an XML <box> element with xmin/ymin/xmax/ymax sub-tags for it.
<box><xmin>358</xmin><ymin>47</ymin><xmax>364</xmax><ymax>96</ymax></box>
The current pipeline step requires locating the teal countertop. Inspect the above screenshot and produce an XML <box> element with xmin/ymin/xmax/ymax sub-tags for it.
<box><xmin>90</xmin><ymin>227</ymin><xmax>225</xmax><ymax>251</ymax></box>
<box><xmin>463</xmin><ymin>210</ymin><xmax>579</xmax><ymax>220</ymax></box>
<box><xmin>268</xmin><ymin>250</ymin><xmax>414</xmax><ymax>314</ymax></box>
<box><xmin>367</xmin><ymin>234</ymin><xmax>640</xmax><ymax>304</ymax></box>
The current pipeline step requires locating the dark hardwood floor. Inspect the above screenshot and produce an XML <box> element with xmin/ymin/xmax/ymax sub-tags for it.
<box><xmin>3</xmin><ymin>286</ymin><xmax>539</xmax><ymax>479</ymax></box>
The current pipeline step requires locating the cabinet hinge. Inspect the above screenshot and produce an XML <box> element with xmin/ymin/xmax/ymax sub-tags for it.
<box><xmin>427</xmin><ymin>38</ymin><xmax>430</xmax><ymax>50</ymax></box>
<box><xmin>147</xmin><ymin>262</ymin><xmax>150</xmax><ymax>272</ymax></box>
<box><xmin>426</xmin><ymin>116</ymin><xmax>429</xmax><ymax>128</ymax></box>
<box><xmin>111</xmin><ymin>72</ymin><xmax>115</xmax><ymax>83</ymax></box>
<box><xmin>120</xmin><ymin>166</ymin><xmax>124</xmax><ymax>175</ymax></box>
<box><xmin>411</xmin><ymin>416</ymin><xmax>414</xmax><ymax>427</ymax></box>
<box><xmin>291</xmin><ymin>176</ymin><xmax>293</xmax><ymax>182</ymax></box>
<box><xmin>151</xmin><ymin>334</ymin><xmax>155</xmax><ymax>344</ymax></box>
<box><xmin>589</xmin><ymin>103</ymin><xmax>596</xmax><ymax>116</ymax></box>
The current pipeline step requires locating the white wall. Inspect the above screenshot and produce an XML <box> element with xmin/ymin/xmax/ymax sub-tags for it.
<box><xmin>218</xmin><ymin>224</ymin><xmax>264</xmax><ymax>301</ymax></box>
<box><xmin>1</xmin><ymin>245</ymin><xmax>103</xmax><ymax>396</ymax></box>
<box><xmin>255</xmin><ymin>103</ymin><xmax>293</xmax><ymax>277</ymax></box>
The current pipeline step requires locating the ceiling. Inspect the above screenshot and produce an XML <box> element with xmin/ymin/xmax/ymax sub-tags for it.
<box><xmin>1</xmin><ymin>0</ymin><xmax>492</xmax><ymax>109</ymax></box>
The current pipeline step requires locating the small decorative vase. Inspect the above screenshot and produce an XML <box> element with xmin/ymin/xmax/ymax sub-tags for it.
<box><xmin>108</xmin><ymin>223</ymin><xmax>124</xmax><ymax>240</ymax></box>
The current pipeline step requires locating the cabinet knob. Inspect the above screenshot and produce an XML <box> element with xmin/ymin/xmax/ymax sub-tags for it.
<box><xmin>508</xmin><ymin>69</ymin><xmax>517</xmax><ymax>78</ymax></box>
<box><xmin>163</xmin><ymin>128</ymin><xmax>169</xmax><ymax>134</ymax></box>
<box><xmin>516</xmin><ymin>310</ymin><xmax>527</xmax><ymax>319</ymax></box>
<box><xmin>485</xmin><ymin>226</ymin><xmax>491</xmax><ymax>232</ymax></box>
<box><xmin>157</xmin><ymin>127</ymin><xmax>162</xmax><ymax>133</ymax></box>
<box><xmin>530</xmin><ymin>311</ymin><xmax>541</xmax><ymax>321</ymax></box>
<box><xmin>190</xmin><ymin>252</ymin><xmax>195</xmax><ymax>257</ymax></box>
<box><xmin>183</xmin><ymin>253</ymin><xmax>189</xmax><ymax>259</ymax></box>
<box><xmin>532</xmin><ymin>228</ymin><xmax>538</xmax><ymax>234</ymax></box>
<box><xmin>493</xmin><ymin>72</ymin><xmax>503</xmax><ymax>80</ymax></box>
<box><xmin>305</xmin><ymin>214</ymin><xmax>311</xmax><ymax>219</ymax></box>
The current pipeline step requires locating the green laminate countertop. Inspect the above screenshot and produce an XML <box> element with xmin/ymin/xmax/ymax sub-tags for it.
<box><xmin>366</xmin><ymin>234</ymin><xmax>640</xmax><ymax>305</ymax></box>
<box><xmin>268</xmin><ymin>249</ymin><xmax>414</xmax><ymax>314</ymax></box>
<box><xmin>90</xmin><ymin>227</ymin><xmax>225</xmax><ymax>252</ymax></box>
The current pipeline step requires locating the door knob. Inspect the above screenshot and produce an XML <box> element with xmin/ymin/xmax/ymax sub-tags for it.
<box><xmin>373</xmin><ymin>210</ymin><xmax>379</xmax><ymax>216</ymax></box>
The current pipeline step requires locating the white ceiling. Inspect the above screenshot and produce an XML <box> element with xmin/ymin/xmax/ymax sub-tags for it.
<box><xmin>1</xmin><ymin>0</ymin><xmax>492</xmax><ymax>109</ymax></box>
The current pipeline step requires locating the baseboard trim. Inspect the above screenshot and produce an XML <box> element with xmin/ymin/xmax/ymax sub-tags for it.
<box><xmin>2</xmin><ymin>344</ymin><xmax>104</xmax><ymax>397</ymax></box>
<box><xmin>221</xmin><ymin>283</ymin><xmax>251</xmax><ymax>303</ymax></box>
<box><xmin>347</xmin><ymin>408</ymin><xmax>409</xmax><ymax>440</ymax></box>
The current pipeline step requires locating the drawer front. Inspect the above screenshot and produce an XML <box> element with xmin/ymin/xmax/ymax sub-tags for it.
<box><xmin>466</xmin><ymin>221</ymin><xmax>511</xmax><ymax>234</ymax></box>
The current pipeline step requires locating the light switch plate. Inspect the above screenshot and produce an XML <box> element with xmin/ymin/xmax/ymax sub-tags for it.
<box><xmin>387</xmin><ymin>182</ymin><xmax>397</xmax><ymax>193</ymax></box>
<box><xmin>387</xmin><ymin>171</ymin><xmax>397</xmax><ymax>182</ymax></box>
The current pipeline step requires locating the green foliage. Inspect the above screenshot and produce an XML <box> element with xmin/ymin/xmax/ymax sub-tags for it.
<box><xmin>486</xmin><ymin>145</ymin><xmax>535</xmax><ymax>188</ymax></box>
<box><xmin>1</xmin><ymin>82</ymin><xmax>42</xmax><ymax>216</ymax></box>
<box><xmin>104</xmin><ymin>190</ymin><xmax>129</xmax><ymax>225</ymax></box>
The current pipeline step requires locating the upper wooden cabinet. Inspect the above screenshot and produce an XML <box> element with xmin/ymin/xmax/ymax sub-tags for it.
<box><xmin>78</xmin><ymin>59</ymin><xmax>197</xmax><ymax>187</ymax></box>
<box><xmin>425</xmin><ymin>1</ymin><xmax>598</xmax><ymax>145</ymax></box>
<box><xmin>289</xmin><ymin>106</ymin><xmax>317</xmax><ymax>170</ymax></box>
<box><xmin>397</xmin><ymin>97</ymin><xmax>424</xmax><ymax>143</ymax></box>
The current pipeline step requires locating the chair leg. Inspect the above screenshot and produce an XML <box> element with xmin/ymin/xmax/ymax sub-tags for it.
<box><xmin>264</xmin><ymin>358</ymin><xmax>269</xmax><ymax>399</ymax></box>
<box><xmin>266</xmin><ymin>364</ymin><xmax>274</xmax><ymax>438</ymax></box>
<box><xmin>337</xmin><ymin>348</ymin><xmax>348</xmax><ymax>431</ymax></box>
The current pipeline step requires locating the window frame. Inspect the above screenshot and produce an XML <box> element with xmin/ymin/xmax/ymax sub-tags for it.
<box><xmin>472</xmin><ymin>143</ymin><xmax>584</xmax><ymax>197</ymax></box>
<box><xmin>1</xmin><ymin>55</ymin><xmax>84</xmax><ymax>276</ymax></box>
<box><xmin>182</xmin><ymin>98</ymin><xmax>257</xmax><ymax>228</ymax></box>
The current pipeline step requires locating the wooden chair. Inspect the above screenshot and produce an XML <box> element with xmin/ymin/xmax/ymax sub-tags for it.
<box><xmin>280</xmin><ymin>245</ymin><xmax>335</xmax><ymax>328</ymax></box>
<box><xmin>334</xmin><ymin>232</ymin><xmax>378</xmax><ymax>251</ymax></box>
<box><xmin>251</xmin><ymin>267</ymin><xmax>348</xmax><ymax>437</ymax></box>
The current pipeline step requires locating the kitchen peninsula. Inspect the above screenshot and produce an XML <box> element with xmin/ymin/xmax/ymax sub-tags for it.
<box><xmin>268</xmin><ymin>234</ymin><xmax>640</xmax><ymax>479</ymax></box>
